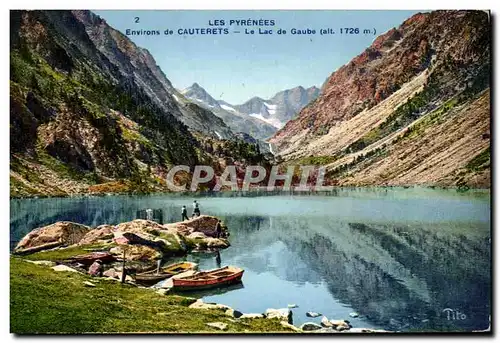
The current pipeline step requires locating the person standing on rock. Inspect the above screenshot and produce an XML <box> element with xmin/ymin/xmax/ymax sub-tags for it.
<box><xmin>181</xmin><ymin>205</ymin><xmax>189</xmax><ymax>221</ymax></box>
<box><xmin>192</xmin><ymin>200</ymin><xmax>200</xmax><ymax>218</ymax></box>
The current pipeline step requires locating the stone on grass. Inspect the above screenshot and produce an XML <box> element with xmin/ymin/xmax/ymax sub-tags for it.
<box><xmin>25</xmin><ymin>260</ymin><xmax>56</xmax><ymax>267</ymax></box>
<box><xmin>300</xmin><ymin>322</ymin><xmax>323</xmax><ymax>331</ymax></box>
<box><xmin>103</xmin><ymin>268</ymin><xmax>118</xmax><ymax>279</ymax></box>
<box><xmin>239</xmin><ymin>313</ymin><xmax>265</xmax><ymax>319</ymax></box>
<box><xmin>206</xmin><ymin>322</ymin><xmax>228</xmax><ymax>331</ymax></box>
<box><xmin>280</xmin><ymin>321</ymin><xmax>301</xmax><ymax>332</ymax></box>
<box><xmin>51</xmin><ymin>264</ymin><xmax>81</xmax><ymax>273</ymax></box>
<box><xmin>88</xmin><ymin>260</ymin><xmax>103</xmax><ymax>276</ymax></box>
<box><xmin>265</xmin><ymin>308</ymin><xmax>293</xmax><ymax>324</ymax></box>
<box><xmin>83</xmin><ymin>281</ymin><xmax>96</xmax><ymax>287</ymax></box>
<box><xmin>189</xmin><ymin>299</ymin><xmax>229</xmax><ymax>311</ymax></box>
<box><xmin>225</xmin><ymin>308</ymin><xmax>243</xmax><ymax>318</ymax></box>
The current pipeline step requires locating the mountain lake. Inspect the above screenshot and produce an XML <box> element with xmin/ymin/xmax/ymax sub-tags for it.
<box><xmin>10</xmin><ymin>188</ymin><xmax>491</xmax><ymax>332</ymax></box>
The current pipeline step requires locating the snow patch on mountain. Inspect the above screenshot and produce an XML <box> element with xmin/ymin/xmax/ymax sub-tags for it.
<box><xmin>264</xmin><ymin>102</ymin><xmax>277</xmax><ymax>109</ymax></box>
<box><xmin>264</xmin><ymin>102</ymin><xmax>277</xmax><ymax>115</ymax></box>
<box><xmin>220</xmin><ymin>104</ymin><xmax>236</xmax><ymax>112</ymax></box>
<box><xmin>249</xmin><ymin>113</ymin><xmax>283</xmax><ymax>129</ymax></box>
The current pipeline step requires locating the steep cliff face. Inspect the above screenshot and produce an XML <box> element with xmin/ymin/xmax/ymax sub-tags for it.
<box><xmin>268</xmin><ymin>86</ymin><xmax>320</xmax><ymax>124</ymax></box>
<box><xmin>9</xmin><ymin>10</ymin><xmax>264</xmax><ymax>197</ymax></box>
<box><xmin>71</xmin><ymin>10</ymin><xmax>234</xmax><ymax>140</ymax></box>
<box><xmin>270</xmin><ymin>10</ymin><xmax>490</xmax><ymax>188</ymax></box>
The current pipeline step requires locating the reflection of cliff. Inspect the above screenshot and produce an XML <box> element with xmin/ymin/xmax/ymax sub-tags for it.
<box><xmin>221</xmin><ymin>216</ymin><xmax>323</xmax><ymax>284</ymax></box>
<box><xmin>221</xmin><ymin>215</ymin><xmax>490</xmax><ymax>331</ymax></box>
<box><xmin>346</xmin><ymin>223</ymin><xmax>490</xmax><ymax>310</ymax></box>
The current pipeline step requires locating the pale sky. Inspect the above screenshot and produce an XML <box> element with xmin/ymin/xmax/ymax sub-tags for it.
<box><xmin>94</xmin><ymin>10</ymin><xmax>421</xmax><ymax>104</ymax></box>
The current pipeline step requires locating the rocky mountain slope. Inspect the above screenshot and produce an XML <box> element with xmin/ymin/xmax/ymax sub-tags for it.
<box><xmin>181</xmin><ymin>83</ymin><xmax>277</xmax><ymax>140</ymax></box>
<box><xmin>233</xmin><ymin>86</ymin><xmax>320</xmax><ymax>129</ymax></box>
<box><xmin>270</xmin><ymin>10</ymin><xmax>490</xmax><ymax>188</ymax></box>
<box><xmin>72</xmin><ymin>11</ymin><xmax>234</xmax><ymax>140</ymax></box>
<box><xmin>10</xmin><ymin>10</ymin><xmax>266</xmax><ymax>197</ymax></box>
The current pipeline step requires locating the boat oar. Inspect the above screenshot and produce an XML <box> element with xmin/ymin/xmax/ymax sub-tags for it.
<box><xmin>156</xmin><ymin>259</ymin><xmax>161</xmax><ymax>275</ymax></box>
<box><xmin>120</xmin><ymin>249</ymin><xmax>126</xmax><ymax>284</ymax></box>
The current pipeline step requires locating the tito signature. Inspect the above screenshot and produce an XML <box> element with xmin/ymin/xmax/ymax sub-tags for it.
<box><xmin>442</xmin><ymin>308</ymin><xmax>467</xmax><ymax>321</ymax></box>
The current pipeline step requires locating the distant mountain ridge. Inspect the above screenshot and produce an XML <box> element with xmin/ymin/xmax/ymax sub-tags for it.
<box><xmin>181</xmin><ymin>83</ymin><xmax>277</xmax><ymax>140</ymax></box>
<box><xmin>233</xmin><ymin>86</ymin><xmax>320</xmax><ymax>129</ymax></box>
<box><xmin>180</xmin><ymin>83</ymin><xmax>320</xmax><ymax>139</ymax></box>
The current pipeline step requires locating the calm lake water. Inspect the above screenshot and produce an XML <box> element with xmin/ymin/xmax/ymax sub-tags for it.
<box><xmin>10</xmin><ymin>188</ymin><xmax>491</xmax><ymax>332</ymax></box>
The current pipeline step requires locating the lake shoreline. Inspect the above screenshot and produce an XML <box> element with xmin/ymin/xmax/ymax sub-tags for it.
<box><xmin>9</xmin><ymin>184</ymin><xmax>491</xmax><ymax>200</ymax></box>
<box><xmin>10</xmin><ymin>214</ymin><xmax>391</xmax><ymax>334</ymax></box>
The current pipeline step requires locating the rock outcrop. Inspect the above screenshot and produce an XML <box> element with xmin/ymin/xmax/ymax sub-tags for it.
<box><xmin>79</xmin><ymin>225</ymin><xmax>114</xmax><ymax>245</ymax></box>
<box><xmin>14</xmin><ymin>216</ymin><xmax>230</xmax><ymax>261</ymax></box>
<box><xmin>165</xmin><ymin>215</ymin><xmax>230</xmax><ymax>250</ymax></box>
<box><xmin>14</xmin><ymin>221</ymin><xmax>91</xmax><ymax>254</ymax></box>
<box><xmin>109</xmin><ymin>244</ymin><xmax>161</xmax><ymax>261</ymax></box>
<box><xmin>165</xmin><ymin>215</ymin><xmax>220</xmax><ymax>237</ymax></box>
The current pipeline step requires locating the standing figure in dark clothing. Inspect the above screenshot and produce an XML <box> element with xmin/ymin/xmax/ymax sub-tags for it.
<box><xmin>192</xmin><ymin>200</ymin><xmax>200</xmax><ymax>218</ymax></box>
<box><xmin>215</xmin><ymin>219</ymin><xmax>222</xmax><ymax>238</ymax></box>
<box><xmin>181</xmin><ymin>205</ymin><xmax>189</xmax><ymax>221</ymax></box>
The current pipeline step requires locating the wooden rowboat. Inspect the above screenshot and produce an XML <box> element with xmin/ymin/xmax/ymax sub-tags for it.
<box><xmin>172</xmin><ymin>266</ymin><xmax>244</xmax><ymax>291</ymax></box>
<box><xmin>162</xmin><ymin>261</ymin><xmax>198</xmax><ymax>275</ymax></box>
<box><xmin>134</xmin><ymin>261</ymin><xmax>198</xmax><ymax>285</ymax></box>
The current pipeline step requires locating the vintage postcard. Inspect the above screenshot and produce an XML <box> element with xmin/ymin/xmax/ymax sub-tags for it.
<box><xmin>9</xmin><ymin>9</ymin><xmax>491</xmax><ymax>334</ymax></box>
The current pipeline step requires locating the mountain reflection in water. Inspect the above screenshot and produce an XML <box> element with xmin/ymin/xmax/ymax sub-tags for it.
<box><xmin>10</xmin><ymin>189</ymin><xmax>490</xmax><ymax>332</ymax></box>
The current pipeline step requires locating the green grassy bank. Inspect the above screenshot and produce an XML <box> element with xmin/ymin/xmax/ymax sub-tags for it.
<box><xmin>10</xmin><ymin>257</ymin><xmax>290</xmax><ymax>334</ymax></box>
